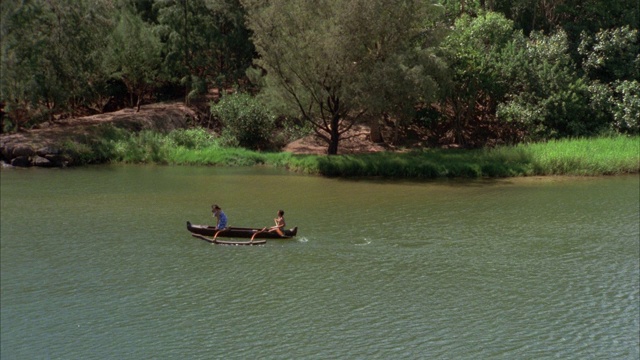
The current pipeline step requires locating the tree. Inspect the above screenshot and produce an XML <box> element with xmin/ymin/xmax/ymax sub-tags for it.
<box><xmin>579</xmin><ymin>26</ymin><xmax>639</xmax><ymax>83</ymax></box>
<box><xmin>496</xmin><ymin>30</ymin><xmax>594</xmax><ymax>139</ymax></box>
<box><xmin>154</xmin><ymin>0</ymin><xmax>255</xmax><ymax>101</ymax></box>
<box><xmin>1</xmin><ymin>0</ymin><xmax>114</xmax><ymax>130</ymax></box>
<box><xmin>104</xmin><ymin>6</ymin><xmax>162</xmax><ymax>112</ymax></box>
<box><xmin>438</xmin><ymin>12</ymin><xmax>523</xmax><ymax>145</ymax></box>
<box><xmin>579</xmin><ymin>26</ymin><xmax>640</xmax><ymax>134</ymax></box>
<box><xmin>490</xmin><ymin>0</ymin><xmax>639</xmax><ymax>37</ymax></box>
<box><xmin>243</xmin><ymin>0</ymin><xmax>445</xmax><ymax>154</ymax></box>
<box><xmin>439</xmin><ymin>12</ymin><xmax>598</xmax><ymax>143</ymax></box>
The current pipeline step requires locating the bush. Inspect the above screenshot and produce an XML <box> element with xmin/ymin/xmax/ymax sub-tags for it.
<box><xmin>210</xmin><ymin>93</ymin><xmax>275</xmax><ymax>150</ymax></box>
<box><xmin>579</xmin><ymin>26</ymin><xmax>639</xmax><ymax>135</ymax></box>
<box><xmin>496</xmin><ymin>30</ymin><xmax>599</xmax><ymax>139</ymax></box>
<box><xmin>610</xmin><ymin>81</ymin><xmax>640</xmax><ymax>134</ymax></box>
<box><xmin>61</xmin><ymin>140</ymin><xmax>95</xmax><ymax>165</ymax></box>
<box><xmin>579</xmin><ymin>26</ymin><xmax>639</xmax><ymax>83</ymax></box>
<box><xmin>588</xmin><ymin>80</ymin><xmax>640</xmax><ymax>135</ymax></box>
<box><xmin>168</xmin><ymin>128</ymin><xmax>216</xmax><ymax>149</ymax></box>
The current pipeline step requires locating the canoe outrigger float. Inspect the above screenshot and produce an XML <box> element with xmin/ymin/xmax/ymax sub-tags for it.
<box><xmin>190</xmin><ymin>233</ymin><xmax>267</xmax><ymax>245</ymax></box>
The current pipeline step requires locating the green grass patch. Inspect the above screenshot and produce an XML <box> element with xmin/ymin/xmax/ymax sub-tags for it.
<box><xmin>305</xmin><ymin>136</ymin><xmax>638</xmax><ymax>178</ymax></box>
<box><xmin>170</xmin><ymin>146</ymin><xmax>268</xmax><ymax>166</ymax></box>
<box><xmin>518</xmin><ymin>136</ymin><xmax>640</xmax><ymax>176</ymax></box>
<box><xmin>59</xmin><ymin>126</ymin><xmax>638</xmax><ymax>178</ymax></box>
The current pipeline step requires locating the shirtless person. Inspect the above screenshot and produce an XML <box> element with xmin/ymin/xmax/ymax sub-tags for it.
<box><xmin>269</xmin><ymin>210</ymin><xmax>285</xmax><ymax>236</ymax></box>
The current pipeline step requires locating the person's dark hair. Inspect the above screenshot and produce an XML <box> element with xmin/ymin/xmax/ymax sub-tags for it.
<box><xmin>278</xmin><ymin>210</ymin><xmax>284</xmax><ymax>216</ymax></box>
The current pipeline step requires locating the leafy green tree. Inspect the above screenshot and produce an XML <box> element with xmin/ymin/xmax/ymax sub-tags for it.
<box><xmin>579</xmin><ymin>26</ymin><xmax>640</xmax><ymax>134</ymax></box>
<box><xmin>490</xmin><ymin>0</ymin><xmax>638</xmax><ymax>37</ymax></box>
<box><xmin>154</xmin><ymin>0</ymin><xmax>254</xmax><ymax>102</ymax></box>
<box><xmin>587</xmin><ymin>80</ymin><xmax>640</xmax><ymax>135</ymax></box>
<box><xmin>1</xmin><ymin>0</ymin><xmax>114</xmax><ymax>130</ymax></box>
<box><xmin>243</xmin><ymin>0</ymin><xmax>445</xmax><ymax>154</ymax></box>
<box><xmin>579</xmin><ymin>26</ymin><xmax>639</xmax><ymax>83</ymax></box>
<box><xmin>1</xmin><ymin>1</ymin><xmax>45</xmax><ymax>131</ymax></box>
<box><xmin>440</xmin><ymin>12</ymin><xmax>598</xmax><ymax>143</ymax></box>
<box><xmin>103</xmin><ymin>6</ymin><xmax>163</xmax><ymax>112</ymax></box>
<box><xmin>496</xmin><ymin>30</ymin><xmax>594</xmax><ymax>139</ymax></box>
<box><xmin>438</xmin><ymin>12</ymin><xmax>523</xmax><ymax>145</ymax></box>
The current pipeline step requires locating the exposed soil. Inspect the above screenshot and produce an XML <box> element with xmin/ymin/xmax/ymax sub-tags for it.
<box><xmin>282</xmin><ymin>125</ymin><xmax>386</xmax><ymax>155</ymax></box>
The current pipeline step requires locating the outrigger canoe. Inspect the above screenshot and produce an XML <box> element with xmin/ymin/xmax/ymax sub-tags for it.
<box><xmin>186</xmin><ymin>221</ymin><xmax>298</xmax><ymax>239</ymax></box>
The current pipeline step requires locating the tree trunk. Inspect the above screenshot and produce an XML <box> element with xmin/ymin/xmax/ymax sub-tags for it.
<box><xmin>0</xmin><ymin>103</ymin><xmax>4</xmax><ymax>134</ymax></box>
<box><xmin>46</xmin><ymin>100</ymin><xmax>55</xmax><ymax>123</ymax></box>
<box><xmin>327</xmin><ymin>134</ymin><xmax>339</xmax><ymax>155</ymax></box>
<box><xmin>327</xmin><ymin>114</ymin><xmax>341</xmax><ymax>155</ymax></box>
<box><xmin>183</xmin><ymin>0</ymin><xmax>190</xmax><ymax>106</ymax></box>
<box><xmin>370</xmin><ymin>119</ymin><xmax>384</xmax><ymax>143</ymax></box>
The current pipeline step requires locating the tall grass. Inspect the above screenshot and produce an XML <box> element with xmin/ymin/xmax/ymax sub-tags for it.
<box><xmin>517</xmin><ymin>136</ymin><xmax>639</xmax><ymax>175</ymax></box>
<box><xmin>61</xmin><ymin>125</ymin><xmax>638</xmax><ymax>178</ymax></box>
<box><xmin>170</xmin><ymin>146</ymin><xmax>269</xmax><ymax>166</ymax></box>
<box><xmin>305</xmin><ymin>135</ymin><xmax>639</xmax><ymax>178</ymax></box>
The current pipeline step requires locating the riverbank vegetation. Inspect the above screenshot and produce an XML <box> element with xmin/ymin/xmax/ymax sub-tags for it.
<box><xmin>64</xmin><ymin>126</ymin><xmax>638</xmax><ymax>178</ymax></box>
<box><xmin>1</xmin><ymin>0</ymin><xmax>638</xmax><ymax>175</ymax></box>
<box><xmin>310</xmin><ymin>136</ymin><xmax>640</xmax><ymax>178</ymax></box>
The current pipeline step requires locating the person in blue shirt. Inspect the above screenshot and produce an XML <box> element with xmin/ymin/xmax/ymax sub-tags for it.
<box><xmin>212</xmin><ymin>204</ymin><xmax>228</xmax><ymax>230</ymax></box>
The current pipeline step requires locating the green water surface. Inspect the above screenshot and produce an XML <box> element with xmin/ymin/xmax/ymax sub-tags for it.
<box><xmin>1</xmin><ymin>166</ymin><xmax>638</xmax><ymax>359</ymax></box>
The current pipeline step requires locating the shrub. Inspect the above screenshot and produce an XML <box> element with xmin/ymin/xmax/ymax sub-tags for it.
<box><xmin>62</xmin><ymin>140</ymin><xmax>95</xmax><ymax>165</ymax></box>
<box><xmin>580</xmin><ymin>26</ymin><xmax>640</xmax><ymax>135</ymax></box>
<box><xmin>168</xmin><ymin>128</ymin><xmax>215</xmax><ymax>149</ymax></box>
<box><xmin>610</xmin><ymin>80</ymin><xmax>640</xmax><ymax>134</ymax></box>
<box><xmin>210</xmin><ymin>93</ymin><xmax>275</xmax><ymax>150</ymax></box>
<box><xmin>497</xmin><ymin>30</ymin><xmax>598</xmax><ymax>139</ymax></box>
<box><xmin>588</xmin><ymin>80</ymin><xmax>640</xmax><ymax>135</ymax></box>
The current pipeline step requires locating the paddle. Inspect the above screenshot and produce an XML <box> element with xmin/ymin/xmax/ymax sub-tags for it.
<box><xmin>250</xmin><ymin>227</ymin><xmax>268</xmax><ymax>242</ymax></box>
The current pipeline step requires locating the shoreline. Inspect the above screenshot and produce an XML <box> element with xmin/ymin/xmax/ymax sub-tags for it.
<box><xmin>0</xmin><ymin>143</ymin><xmax>640</xmax><ymax>184</ymax></box>
<box><xmin>1</xmin><ymin>104</ymin><xmax>637</xmax><ymax>179</ymax></box>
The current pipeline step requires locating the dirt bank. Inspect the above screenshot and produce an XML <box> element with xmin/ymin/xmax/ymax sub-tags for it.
<box><xmin>0</xmin><ymin>102</ymin><xmax>198</xmax><ymax>167</ymax></box>
<box><xmin>282</xmin><ymin>125</ymin><xmax>386</xmax><ymax>155</ymax></box>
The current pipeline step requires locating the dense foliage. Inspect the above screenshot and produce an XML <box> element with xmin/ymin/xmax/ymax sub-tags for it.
<box><xmin>1</xmin><ymin>0</ymin><xmax>638</xmax><ymax>153</ymax></box>
<box><xmin>210</xmin><ymin>92</ymin><xmax>274</xmax><ymax>150</ymax></box>
<box><xmin>243</xmin><ymin>0</ymin><xmax>446</xmax><ymax>154</ymax></box>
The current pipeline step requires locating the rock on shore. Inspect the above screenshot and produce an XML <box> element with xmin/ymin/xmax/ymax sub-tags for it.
<box><xmin>0</xmin><ymin>102</ymin><xmax>198</xmax><ymax>167</ymax></box>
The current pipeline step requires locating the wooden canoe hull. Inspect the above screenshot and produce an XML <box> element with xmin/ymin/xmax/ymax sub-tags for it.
<box><xmin>191</xmin><ymin>233</ymin><xmax>266</xmax><ymax>245</ymax></box>
<box><xmin>186</xmin><ymin>221</ymin><xmax>298</xmax><ymax>239</ymax></box>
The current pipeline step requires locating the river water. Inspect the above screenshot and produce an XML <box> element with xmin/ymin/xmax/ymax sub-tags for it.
<box><xmin>1</xmin><ymin>166</ymin><xmax>638</xmax><ymax>359</ymax></box>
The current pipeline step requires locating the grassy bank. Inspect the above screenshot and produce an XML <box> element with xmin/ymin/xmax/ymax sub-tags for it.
<box><xmin>64</xmin><ymin>126</ymin><xmax>638</xmax><ymax>178</ymax></box>
<box><xmin>512</xmin><ymin>136</ymin><xmax>640</xmax><ymax>176</ymax></box>
<box><xmin>310</xmin><ymin>136</ymin><xmax>639</xmax><ymax>178</ymax></box>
